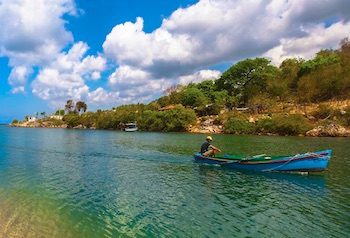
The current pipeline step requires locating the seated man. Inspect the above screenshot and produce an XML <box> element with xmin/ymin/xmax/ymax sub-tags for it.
<box><xmin>200</xmin><ymin>136</ymin><xmax>221</xmax><ymax>157</ymax></box>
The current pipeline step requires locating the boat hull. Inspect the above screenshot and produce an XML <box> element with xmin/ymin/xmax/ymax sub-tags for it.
<box><xmin>124</xmin><ymin>127</ymin><xmax>138</xmax><ymax>132</ymax></box>
<box><xmin>124</xmin><ymin>123</ymin><xmax>138</xmax><ymax>132</ymax></box>
<box><xmin>193</xmin><ymin>150</ymin><xmax>331</xmax><ymax>172</ymax></box>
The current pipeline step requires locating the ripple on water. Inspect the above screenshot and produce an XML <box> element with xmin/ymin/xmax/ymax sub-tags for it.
<box><xmin>0</xmin><ymin>129</ymin><xmax>349</xmax><ymax>237</ymax></box>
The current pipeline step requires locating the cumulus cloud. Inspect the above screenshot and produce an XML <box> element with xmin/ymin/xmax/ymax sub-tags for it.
<box><xmin>8</xmin><ymin>66</ymin><xmax>33</xmax><ymax>93</ymax></box>
<box><xmin>0</xmin><ymin>0</ymin><xmax>76</xmax><ymax>66</ymax></box>
<box><xmin>264</xmin><ymin>21</ymin><xmax>350</xmax><ymax>65</ymax></box>
<box><xmin>179</xmin><ymin>70</ymin><xmax>221</xmax><ymax>85</ymax></box>
<box><xmin>104</xmin><ymin>0</ymin><xmax>350</xmax><ymax>68</ymax></box>
<box><xmin>31</xmin><ymin>42</ymin><xmax>107</xmax><ymax>103</ymax></box>
<box><xmin>108</xmin><ymin>65</ymin><xmax>170</xmax><ymax>101</ymax></box>
<box><xmin>2</xmin><ymin>0</ymin><xmax>350</xmax><ymax>112</ymax></box>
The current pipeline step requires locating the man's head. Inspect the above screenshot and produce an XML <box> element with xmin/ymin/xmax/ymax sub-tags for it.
<box><xmin>206</xmin><ymin>136</ymin><xmax>213</xmax><ymax>141</ymax></box>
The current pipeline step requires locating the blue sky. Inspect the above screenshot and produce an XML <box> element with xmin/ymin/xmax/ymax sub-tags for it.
<box><xmin>1</xmin><ymin>0</ymin><xmax>350</xmax><ymax>123</ymax></box>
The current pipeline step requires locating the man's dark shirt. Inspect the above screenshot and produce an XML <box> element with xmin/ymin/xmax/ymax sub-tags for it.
<box><xmin>200</xmin><ymin>141</ymin><xmax>210</xmax><ymax>154</ymax></box>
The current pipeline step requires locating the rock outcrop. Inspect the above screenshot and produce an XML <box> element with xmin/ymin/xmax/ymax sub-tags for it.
<box><xmin>306</xmin><ymin>123</ymin><xmax>350</xmax><ymax>137</ymax></box>
<box><xmin>9</xmin><ymin>121</ymin><xmax>68</xmax><ymax>129</ymax></box>
<box><xmin>188</xmin><ymin>117</ymin><xmax>223</xmax><ymax>134</ymax></box>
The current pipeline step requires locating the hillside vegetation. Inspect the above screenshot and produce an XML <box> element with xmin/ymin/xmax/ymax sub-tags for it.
<box><xmin>12</xmin><ymin>38</ymin><xmax>350</xmax><ymax>136</ymax></box>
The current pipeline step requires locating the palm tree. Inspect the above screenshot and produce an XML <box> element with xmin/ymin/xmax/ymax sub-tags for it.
<box><xmin>65</xmin><ymin>99</ymin><xmax>74</xmax><ymax>114</ymax></box>
<box><xmin>75</xmin><ymin>101</ymin><xmax>87</xmax><ymax>115</ymax></box>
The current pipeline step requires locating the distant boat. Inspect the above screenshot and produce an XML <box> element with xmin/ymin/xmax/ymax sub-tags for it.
<box><xmin>124</xmin><ymin>122</ymin><xmax>138</xmax><ymax>132</ymax></box>
<box><xmin>193</xmin><ymin>150</ymin><xmax>331</xmax><ymax>173</ymax></box>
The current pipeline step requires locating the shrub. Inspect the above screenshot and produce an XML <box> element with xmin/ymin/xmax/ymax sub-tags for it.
<box><xmin>260</xmin><ymin>114</ymin><xmax>312</xmax><ymax>136</ymax></box>
<box><xmin>224</xmin><ymin>116</ymin><xmax>255</xmax><ymax>134</ymax></box>
<box><xmin>138</xmin><ymin>105</ymin><xmax>196</xmax><ymax>132</ymax></box>
<box><xmin>63</xmin><ymin>114</ymin><xmax>82</xmax><ymax>128</ymax></box>
<box><xmin>343</xmin><ymin>105</ymin><xmax>350</xmax><ymax>126</ymax></box>
<box><xmin>255</xmin><ymin>118</ymin><xmax>275</xmax><ymax>134</ymax></box>
<box><xmin>162</xmin><ymin>105</ymin><xmax>197</xmax><ymax>132</ymax></box>
<box><xmin>312</xmin><ymin>103</ymin><xmax>338</xmax><ymax>120</ymax></box>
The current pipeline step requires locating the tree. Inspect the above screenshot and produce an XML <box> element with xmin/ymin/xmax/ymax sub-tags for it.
<box><xmin>75</xmin><ymin>101</ymin><xmax>87</xmax><ymax>115</ymax></box>
<box><xmin>278</xmin><ymin>58</ymin><xmax>304</xmax><ymax>94</ymax></box>
<box><xmin>55</xmin><ymin>109</ymin><xmax>65</xmax><ymax>115</ymax></box>
<box><xmin>197</xmin><ymin>80</ymin><xmax>215</xmax><ymax>98</ymax></box>
<box><xmin>298</xmin><ymin>49</ymin><xmax>340</xmax><ymax>77</ymax></box>
<box><xmin>209</xmin><ymin>90</ymin><xmax>228</xmax><ymax>115</ymax></box>
<box><xmin>216</xmin><ymin>58</ymin><xmax>279</xmax><ymax>105</ymax></box>
<box><xmin>65</xmin><ymin>99</ymin><xmax>75</xmax><ymax>114</ymax></box>
<box><xmin>339</xmin><ymin>37</ymin><xmax>350</xmax><ymax>58</ymax></box>
<box><xmin>181</xmin><ymin>87</ymin><xmax>208</xmax><ymax>109</ymax></box>
<box><xmin>297</xmin><ymin>47</ymin><xmax>346</xmax><ymax>102</ymax></box>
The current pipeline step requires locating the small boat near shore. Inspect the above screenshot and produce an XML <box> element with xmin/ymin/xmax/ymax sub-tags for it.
<box><xmin>193</xmin><ymin>150</ymin><xmax>331</xmax><ymax>172</ymax></box>
<box><xmin>124</xmin><ymin>122</ymin><xmax>138</xmax><ymax>132</ymax></box>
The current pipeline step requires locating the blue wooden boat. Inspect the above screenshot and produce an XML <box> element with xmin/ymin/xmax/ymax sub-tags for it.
<box><xmin>193</xmin><ymin>150</ymin><xmax>331</xmax><ymax>172</ymax></box>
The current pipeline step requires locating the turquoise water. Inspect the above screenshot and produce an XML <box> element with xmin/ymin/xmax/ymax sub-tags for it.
<box><xmin>0</xmin><ymin>126</ymin><xmax>349</xmax><ymax>237</ymax></box>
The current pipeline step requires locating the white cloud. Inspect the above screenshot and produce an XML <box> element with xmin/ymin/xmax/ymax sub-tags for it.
<box><xmin>108</xmin><ymin>65</ymin><xmax>150</xmax><ymax>89</ymax></box>
<box><xmin>8</xmin><ymin>66</ymin><xmax>33</xmax><ymax>93</ymax></box>
<box><xmin>2</xmin><ymin>0</ymin><xmax>350</xmax><ymax>113</ymax></box>
<box><xmin>264</xmin><ymin>21</ymin><xmax>350</xmax><ymax>65</ymax></box>
<box><xmin>0</xmin><ymin>0</ymin><xmax>76</xmax><ymax>66</ymax></box>
<box><xmin>104</xmin><ymin>0</ymin><xmax>350</xmax><ymax>71</ymax></box>
<box><xmin>179</xmin><ymin>70</ymin><xmax>221</xmax><ymax>85</ymax></box>
<box><xmin>101</xmin><ymin>0</ymin><xmax>350</xmax><ymax>105</ymax></box>
<box><xmin>108</xmin><ymin>65</ymin><xmax>170</xmax><ymax>101</ymax></box>
<box><xmin>31</xmin><ymin>42</ymin><xmax>107</xmax><ymax>104</ymax></box>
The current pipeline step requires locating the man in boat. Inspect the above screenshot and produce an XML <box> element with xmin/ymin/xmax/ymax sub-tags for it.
<box><xmin>200</xmin><ymin>136</ymin><xmax>221</xmax><ymax>157</ymax></box>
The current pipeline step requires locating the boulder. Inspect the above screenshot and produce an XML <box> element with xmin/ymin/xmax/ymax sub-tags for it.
<box><xmin>306</xmin><ymin>123</ymin><xmax>350</xmax><ymax>137</ymax></box>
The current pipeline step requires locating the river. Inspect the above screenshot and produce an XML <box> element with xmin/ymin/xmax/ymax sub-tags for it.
<box><xmin>0</xmin><ymin>126</ymin><xmax>349</xmax><ymax>237</ymax></box>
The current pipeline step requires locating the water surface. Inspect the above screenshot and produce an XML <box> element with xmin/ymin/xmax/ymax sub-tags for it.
<box><xmin>0</xmin><ymin>126</ymin><xmax>349</xmax><ymax>237</ymax></box>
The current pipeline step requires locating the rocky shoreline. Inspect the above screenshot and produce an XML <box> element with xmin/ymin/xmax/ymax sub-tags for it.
<box><xmin>8</xmin><ymin>119</ymin><xmax>350</xmax><ymax>137</ymax></box>
<box><xmin>188</xmin><ymin>118</ymin><xmax>350</xmax><ymax>137</ymax></box>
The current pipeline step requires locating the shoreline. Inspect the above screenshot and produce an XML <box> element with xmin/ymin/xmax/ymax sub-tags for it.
<box><xmin>7</xmin><ymin>120</ymin><xmax>350</xmax><ymax>137</ymax></box>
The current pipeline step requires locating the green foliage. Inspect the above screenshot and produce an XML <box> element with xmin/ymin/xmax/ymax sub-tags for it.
<box><xmin>76</xmin><ymin>101</ymin><xmax>87</xmax><ymax>114</ymax></box>
<box><xmin>25</xmin><ymin>38</ymin><xmax>350</xmax><ymax>135</ymax></box>
<box><xmin>298</xmin><ymin>50</ymin><xmax>340</xmax><ymax>77</ymax></box>
<box><xmin>312</xmin><ymin>104</ymin><xmax>350</xmax><ymax>127</ymax></box>
<box><xmin>138</xmin><ymin>105</ymin><xmax>196</xmax><ymax>132</ymax></box>
<box><xmin>216</xmin><ymin>58</ymin><xmax>279</xmax><ymax>104</ymax></box>
<box><xmin>138</xmin><ymin>110</ymin><xmax>163</xmax><ymax>131</ymax></box>
<box><xmin>44</xmin><ymin>118</ymin><xmax>65</xmax><ymax>126</ymax></box>
<box><xmin>267</xmin><ymin>58</ymin><xmax>303</xmax><ymax>101</ymax></box>
<box><xmin>256</xmin><ymin>114</ymin><xmax>312</xmax><ymax>136</ymax></box>
<box><xmin>162</xmin><ymin>105</ymin><xmax>197</xmax><ymax>132</ymax></box>
<box><xmin>312</xmin><ymin>104</ymin><xmax>335</xmax><ymax>120</ymax></box>
<box><xmin>297</xmin><ymin>64</ymin><xmax>345</xmax><ymax>102</ymax></box>
<box><xmin>157</xmin><ymin>96</ymin><xmax>171</xmax><ymax>108</ymax></box>
<box><xmin>197</xmin><ymin>80</ymin><xmax>216</xmax><ymax>97</ymax></box>
<box><xmin>55</xmin><ymin>109</ymin><xmax>65</xmax><ymax>115</ymax></box>
<box><xmin>224</xmin><ymin>115</ymin><xmax>255</xmax><ymax>134</ymax></box>
<box><xmin>202</xmin><ymin>90</ymin><xmax>228</xmax><ymax>115</ymax></box>
<box><xmin>12</xmin><ymin>119</ymin><xmax>18</xmax><ymax>124</ymax></box>
<box><xmin>181</xmin><ymin>87</ymin><xmax>208</xmax><ymax>108</ymax></box>
<box><xmin>157</xmin><ymin>39</ymin><xmax>350</xmax><ymax>114</ymax></box>
<box><xmin>63</xmin><ymin>114</ymin><xmax>82</xmax><ymax>128</ymax></box>
<box><xmin>344</xmin><ymin>106</ymin><xmax>350</xmax><ymax>126</ymax></box>
<box><xmin>65</xmin><ymin>99</ymin><xmax>75</xmax><ymax>114</ymax></box>
<box><xmin>80</xmin><ymin>112</ymin><xmax>98</xmax><ymax>128</ymax></box>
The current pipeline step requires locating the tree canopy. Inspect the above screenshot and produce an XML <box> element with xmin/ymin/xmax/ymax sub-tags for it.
<box><xmin>54</xmin><ymin>38</ymin><xmax>350</xmax><ymax>134</ymax></box>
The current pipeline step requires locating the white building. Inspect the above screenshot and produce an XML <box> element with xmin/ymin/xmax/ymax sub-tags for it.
<box><xmin>28</xmin><ymin>116</ymin><xmax>37</xmax><ymax>122</ymax></box>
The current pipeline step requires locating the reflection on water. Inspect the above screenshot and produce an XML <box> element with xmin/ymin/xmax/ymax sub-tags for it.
<box><xmin>0</xmin><ymin>127</ymin><xmax>349</xmax><ymax>237</ymax></box>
